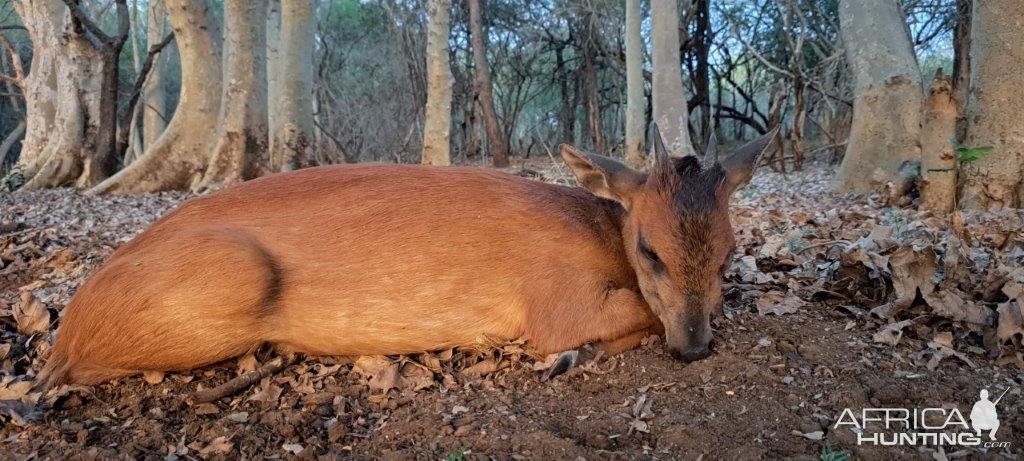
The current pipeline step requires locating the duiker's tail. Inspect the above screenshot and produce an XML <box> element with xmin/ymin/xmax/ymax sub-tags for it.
<box><xmin>35</xmin><ymin>351</ymin><xmax>69</xmax><ymax>391</ymax></box>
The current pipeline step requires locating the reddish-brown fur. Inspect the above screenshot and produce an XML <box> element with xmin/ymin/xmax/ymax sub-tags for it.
<box><xmin>39</xmin><ymin>128</ymin><xmax>775</xmax><ymax>388</ymax></box>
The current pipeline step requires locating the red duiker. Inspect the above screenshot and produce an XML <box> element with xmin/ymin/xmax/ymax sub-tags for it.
<box><xmin>38</xmin><ymin>125</ymin><xmax>776</xmax><ymax>388</ymax></box>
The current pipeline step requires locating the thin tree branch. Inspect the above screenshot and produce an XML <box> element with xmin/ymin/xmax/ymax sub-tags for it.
<box><xmin>0</xmin><ymin>31</ymin><xmax>24</xmax><ymax>85</ymax></box>
<box><xmin>63</xmin><ymin>0</ymin><xmax>113</xmax><ymax>43</ymax></box>
<box><xmin>114</xmin><ymin>32</ymin><xmax>175</xmax><ymax>162</ymax></box>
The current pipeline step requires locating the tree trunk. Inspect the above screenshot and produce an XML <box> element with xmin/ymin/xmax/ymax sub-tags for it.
<box><xmin>12</xmin><ymin>0</ymin><xmax>129</xmax><ymax>190</ymax></box>
<box><xmin>125</xmin><ymin>0</ymin><xmax>144</xmax><ymax>163</ymax></box>
<box><xmin>268</xmin><ymin>0</ymin><xmax>314</xmax><ymax>172</ymax></box>
<box><xmin>10</xmin><ymin>1</ymin><xmax>65</xmax><ymax>184</ymax></box>
<box><xmin>198</xmin><ymin>0</ymin><xmax>268</xmax><ymax>190</ymax></box>
<box><xmin>582</xmin><ymin>13</ymin><xmax>603</xmax><ymax>154</ymax></box>
<box><xmin>951</xmin><ymin>0</ymin><xmax>970</xmax><ymax>141</ymax></box>
<box><xmin>467</xmin><ymin>0</ymin><xmax>508</xmax><ymax>167</ymax></box>
<box><xmin>421</xmin><ymin>0</ymin><xmax>452</xmax><ymax>166</ymax></box>
<box><xmin>624</xmin><ymin>0</ymin><xmax>644</xmax><ymax>168</ymax></box>
<box><xmin>957</xmin><ymin>0</ymin><xmax>1024</xmax><ymax>209</ymax></box>
<box><xmin>835</xmin><ymin>0</ymin><xmax>923</xmax><ymax>192</ymax></box>
<box><xmin>650</xmin><ymin>0</ymin><xmax>694</xmax><ymax>157</ymax></box>
<box><xmin>693</xmin><ymin>0</ymin><xmax>711</xmax><ymax>149</ymax></box>
<box><xmin>18</xmin><ymin>12</ymin><xmax>101</xmax><ymax>189</ymax></box>
<box><xmin>556</xmin><ymin>45</ymin><xmax>574</xmax><ymax>145</ymax></box>
<box><xmin>91</xmin><ymin>0</ymin><xmax>222</xmax><ymax>194</ymax></box>
<box><xmin>142</xmin><ymin>0</ymin><xmax>168</xmax><ymax>150</ymax></box>
<box><xmin>919</xmin><ymin>70</ymin><xmax>958</xmax><ymax>213</ymax></box>
<box><xmin>266</xmin><ymin>0</ymin><xmax>282</xmax><ymax>158</ymax></box>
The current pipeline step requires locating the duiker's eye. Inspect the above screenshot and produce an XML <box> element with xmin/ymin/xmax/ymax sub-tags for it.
<box><xmin>638</xmin><ymin>240</ymin><xmax>664</xmax><ymax>271</ymax></box>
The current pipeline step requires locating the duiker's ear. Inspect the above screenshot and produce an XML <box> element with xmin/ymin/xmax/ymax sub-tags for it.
<box><xmin>720</xmin><ymin>127</ymin><xmax>779</xmax><ymax>193</ymax></box>
<box><xmin>560</xmin><ymin>144</ymin><xmax>644</xmax><ymax>206</ymax></box>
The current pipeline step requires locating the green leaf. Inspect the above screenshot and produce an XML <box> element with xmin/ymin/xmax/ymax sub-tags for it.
<box><xmin>820</xmin><ymin>444</ymin><xmax>851</xmax><ymax>461</ymax></box>
<box><xmin>955</xmin><ymin>145</ymin><xmax>993</xmax><ymax>163</ymax></box>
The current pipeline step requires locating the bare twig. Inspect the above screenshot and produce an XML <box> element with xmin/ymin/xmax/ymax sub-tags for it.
<box><xmin>190</xmin><ymin>355</ymin><xmax>297</xmax><ymax>404</ymax></box>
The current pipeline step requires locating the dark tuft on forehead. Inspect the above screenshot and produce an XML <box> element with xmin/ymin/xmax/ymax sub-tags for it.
<box><xmin>670</xmin><ymin>157</ymin><xmax>725</xmax><ymax>214</ymax></box>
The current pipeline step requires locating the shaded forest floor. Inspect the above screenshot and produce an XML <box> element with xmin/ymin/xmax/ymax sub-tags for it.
<box><xmin>1</xmin><ymin>159</ymin><xmax>1023</xmax><ymax>459</ymax></box>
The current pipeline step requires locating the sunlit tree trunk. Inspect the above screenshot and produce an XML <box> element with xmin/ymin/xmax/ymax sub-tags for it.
<box><xmin>92</xmin><ymin>0</ymin><xmax>222</xmax><ymax>194</ymax></box>
<box><xmin>266</xmin><ymin>0</ymin><xmax>282</xmax><ymax>157</ymax></box>
<box><xmin>650</xmin><ymin>0</ymin><xmax>693</xmax><ymax>157</ymax></box>
<box><xmin>958</xmin><ymin>0</ymin><xmax>1024</xmax><ymax>209</ymax></box>
<box><xmin>421</xmin><ymin>0</ymin><xmax>452</xmax><ymax>166</ymax></box>
<box><xmin>197</xmin><ymin>0</ymin><xmax>268</xmax><ymax>190</ymax></box>
<box><xmin>268</xmin><ymin>0</ymin><xmax>314</xmax><ymax>172</ymax></box>
<box><xmin>835</xmin><ymin>0</ymin><xmax>922</xmax><ymax>192</ymax></box>
<box><xmin>14</xmin><ymin>0</ymin><xmax>129</xmax><ymax>190</ymax></box>
<box><xmin>919</xmin><ymin>70</ymin><xmax>958</xmax><ymax>213</ymax></box>
<box><xmin>125</xmin><ymin>0</ymin><xmax>144</xmax><ymax>164</ymax></box>
<box><xmin>142</xmin><ymin>0</ymin><xmax>168</xmax><ymax>151</ymax></box>
<box><xmin>10</xmin><ymin>0</ymin><xmax>64</xmax><ymax>180</ymax></box>
<box><xmin>467</xmin><ymin>0</ymin><xmax>508</xmax><ymax>167</ymax></box>
<box><xmin>624</xmin><ymin>0</ymin><xmax>644</xmax><ymax>168</ymax></box>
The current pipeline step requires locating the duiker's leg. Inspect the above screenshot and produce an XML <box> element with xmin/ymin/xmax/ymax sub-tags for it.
<box><xmin>531</xmin><ymin>287</ymin><xmax>658</xmax><ymax>354</ymax></box>
<box><xmin>543</xmin><ymin>326</ymin><xmax>661</xmax><ymax>380</ymax></box>
<box><xmin>39</xmin><ymin>228</ymin><xmax>277</xmax><ymax>388</ymax></box>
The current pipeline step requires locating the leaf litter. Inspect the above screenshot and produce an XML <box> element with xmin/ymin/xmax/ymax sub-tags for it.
<box><xmin>0</xmin><ymin>163</ymin><xmax>1022</xmax><ymax>458</ymax></box>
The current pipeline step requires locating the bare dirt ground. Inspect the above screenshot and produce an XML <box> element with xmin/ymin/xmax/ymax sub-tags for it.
<box><xmin>1</xmin><ymin>160</ymin><xmax>1023</xmax><ymax>460</ymax></box>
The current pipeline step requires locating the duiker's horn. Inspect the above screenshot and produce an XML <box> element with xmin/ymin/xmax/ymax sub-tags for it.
<box><xmin>648</xmin><ymin>123</ymin><xmax>679</xmax><ymax>187</ymax></box>
<box><xmin>702</xmin><ymin>118</ymin><xmax>719</xmax><ymax>167</ymax></box>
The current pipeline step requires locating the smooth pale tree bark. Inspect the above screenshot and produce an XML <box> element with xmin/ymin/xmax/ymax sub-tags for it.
<box><xmin>266</xmin><ymin>0</ymin><xmax>282</xmax><ymax>154</ymax></box>
<box><xmin>92</xmin><ymin>0</ymin><xmax>223</xmax><ymax>194</ymax></box>
<box><xmin>142</xmin><ymin>0</ymin><xmax>168</xmax><ymax>150</ymax></box>
<box><xmin>919</xmin><ymin>69</ymin><xmax>958</xmax><ymax>213</ymax></box>
<box><xmin>421</xmin><ymin>0</ymin><xmax>452</xmax><ymax>166</ymax></box>
<box><xmin>624</xmin><ymin>0</ymin><xmax>644</xmax><ymax>168</ymax></box>
<box><xmin>650</xmin><ymin>0</ymin><xmax>694</xmax><ymax>157</ymax></box>
<box><xmin>835</xmin><ymin>0</ymin><xmax>923</xmax><ymax>192</ymax></box>
<box><xmin>198</xmin><ymin>0</ymin><xmax>268</xmax><ymax>189</ymax></box>
<box><xmin>958</xmin><ymin>0</ymin><xmax>1024</xmax><ymax>209</ymax></box>
<box><xmin>9</xmin><ymin>0</ymin><xmax>63</xmax><ymax>178</ymax></box>
<box><xmin>268</xmin><ymin>0</ymin><xmax>314</xmax><ymax>172</ymax></box>
<box><xmin>126</xmin><ymin>0</ymin><xmax>144</xmax><ymax>163</ymax></box>
<box><xmin>66</xmin><ymin>0</ymin><xmax>131</xmax><ymax>180</ymax></box>
<box><xmin>467</xmin><ymin>0</ymin><xmax>508</xmax><ymax>167</ymax></box>
<box><xmin>13</xmin><ymin>0</ymin><xmax>129</xmax><ymax>190</ymax></box>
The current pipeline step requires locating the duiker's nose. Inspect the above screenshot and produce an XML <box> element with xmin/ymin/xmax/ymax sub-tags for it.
<box><xmin>670</xmin><ymin>342</ymin><xmax>714</xmax><ymax>363</ymax></box>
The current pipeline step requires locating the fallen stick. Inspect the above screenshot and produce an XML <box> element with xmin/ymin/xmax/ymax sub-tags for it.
<box><xmin>190</xmin><ymin>355</ymin><xmax>295</xmax><ymax>404</ymax></box>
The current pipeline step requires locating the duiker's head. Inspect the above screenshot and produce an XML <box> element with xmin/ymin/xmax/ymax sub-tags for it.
<box><xmin>560</xmin><ymin>125</ymin><xmax>776</xmax><ymax>363</ymax></box>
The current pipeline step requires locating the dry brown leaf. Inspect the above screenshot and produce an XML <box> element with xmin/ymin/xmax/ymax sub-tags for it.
<box><xmin>889</xmin><ymin>246</ymin><xmax>937</xmax><ymax>308</ymax></box>
<box><xmin>874</xmin><ymin>319</ymin><xmax>915</xmax><ymax>346</ymax></box>
<box><xmin>199</xmin><ymin>436</ymin><xmax>234</xmax><ymax>455</ymax></box>
<box><xmin>400</xmin><ymin>362</ymin><xmax>435</xmax><ymax>391</ymax></box>
<box><xmin>142</xmin><ymin>371</ymin><xmax>165</xmax><ymax>385</ymax></box>
<box><xmin>462</xmin><ymin>358</ymin><xmax>500</xmax><ymax>376</ymax></box>
<box><xmin>755</xmin><ymin>291</ymin><xmax>802</xmax><ymax>316</ymax></box>
<box><xmin>248</xmin><ymin>377</ymin><xmax>283</xmax><ymax>405</ymax></box>
<box><xmin>353</xmin><ymin>355</ymin><xmax>401</xmax><ymax>393</ymax></box>
<box><xmin>236</xmin><ymin>354</ymin><xmax>258</xmax><ymax>374</ymax></box>
<box><xmin>14</xmin><ymin>291</ymin><xmax>50</xmax><ymax>336</ymax></box>
<box><xmin>922</xmin><ymin>291</ymin><xmax>992</xmax><ymax>325</ymax></box>
<box><xmin>0</xmin><ymin>379</ymin><xmax>33</xmax><ymax>401</ymax></box>
<box><xmin>996</xmin><ymin>302</ymin><xmax>1024</xmax><ymax>342</ymax></box>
